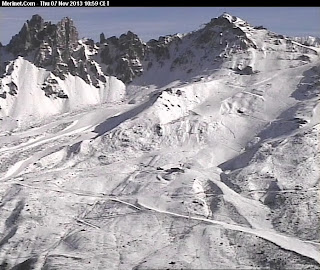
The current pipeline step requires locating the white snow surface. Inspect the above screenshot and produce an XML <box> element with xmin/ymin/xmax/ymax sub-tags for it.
<box><xmin>0</xmin><ymin>57</ymin><xmax>125</xmax><ymax>130</ymax></box>
<box><xmin>0</xmin><ymin>13</ymin><xmax>319</xmax><ymax>269</ymax></box>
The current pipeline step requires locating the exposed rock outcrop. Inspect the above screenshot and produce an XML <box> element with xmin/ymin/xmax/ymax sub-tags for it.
<box><xmin>99</xmin><ymin>31</ymin><xmax>146</xmax><ymax>83</ymax></box>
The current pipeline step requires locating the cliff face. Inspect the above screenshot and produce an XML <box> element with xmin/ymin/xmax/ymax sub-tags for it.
<box><xmin>7</xmin><ymin>15</ymin><xmax>79</xmax><ymax>78</ymax></box>
<box><xmin>7</xmin><ymin>14</ymin><xmax>46</xmax><ymax>55</ymax></box>
<box><xmin>99</xmin><ymin>31</ymin><xmax>146</xmax><ymax>83</ymax></box>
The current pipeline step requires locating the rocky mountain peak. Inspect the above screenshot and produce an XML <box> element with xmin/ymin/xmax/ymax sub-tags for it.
<box><xmin>6</xmin><ymin>15</ymin><xmax>79</xmax><ymax>61</ymax></box>
<box><xmin>205</xmin><ymin>13</ymin><xmax>250</xmax><ymax>29</ymax></box>
<box><xmin>100</xmin><ymin>32</ymin><xmax>106</xmax><ymax>44</ymax></box>
<box><xmin>4</xmin><ymin>15</ymin><xmax>82</xmax><ymax>81</ymax></box>
<box><xmin>28</xmin><ymin>14</ymin><xmax>44</xmax><ymax>28</ymax></box>
<box><xmin>203</xmin><ymin>13</ymin><xmax>250</xmax><ymax>35</ymax></box>
<box><xmin>7</xmin><ymin>14</ymin><xmax>45</xmax><ymax>55</ymax></box>
<box><xmin>219</xmin><ymin>12</ymin><xmax>244</xmax><ymax>23</ymax></box>
<box><xmin>99</xmin><ymin>30</ymin><xmax>145</xmax><ymax>83</ymax></box>
<box><xmin>56</xmin><ymin>17</ymin><xmax>79</xmax><ymax>50</ymax></box>
<box><xmin>195</xmin><ymin>12</ymin><xmax>256</xmax><ymax>52</ymax></box>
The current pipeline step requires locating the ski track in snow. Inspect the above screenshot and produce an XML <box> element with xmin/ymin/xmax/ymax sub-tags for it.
<box><xmin>1</xmin><ymin>104</ymin><xmax>140</xmax><ymax>180</ymax></box>
<box><xmin>9</xmin><ymin>179</ymin><xmax>320</xmax><ymax>264</ymax></box>
<box><xmin>137</xmin><ymin>201</ymin><xmax>320</xmax><ymax>264</ymax></box>
<box><xmin>252</xmin><ymin>72</ymin><xmax>281</xmax><ymax>86</ymax></box>
<box><xmin>0</xmin><ymin>125</ymin><xmax>92</xmax><ymax>154</ymax></box>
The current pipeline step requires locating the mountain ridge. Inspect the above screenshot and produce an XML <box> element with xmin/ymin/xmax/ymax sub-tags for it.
<box><xmin>2</xmin><ymin>12</ymin><xmax>318</xmax><ymax>85</ymax></box>
<box><xmin>1</xmin><ymin>12</ymin><xmax>319</xmax><ymax>129</ymax></box>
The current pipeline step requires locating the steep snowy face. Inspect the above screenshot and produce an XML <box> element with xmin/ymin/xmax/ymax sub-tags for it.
<box><xmin>95</xmin><ymin>13</ymin><xmax>262</xmax><ymax>85</ymax></box>
<box><xmin>138</xmin><ymin>13</ymin><xmax>261</xmax><ymax>84</ymax></box>
<box><xmin>124</xmin><ymin>13</ymin><xmax>320</xmax><ymax>86</ymax></box>
<box><xmin>0</xmin><ymin>57</ymin><xmax>125</xmax><ymax>130</ymax></box>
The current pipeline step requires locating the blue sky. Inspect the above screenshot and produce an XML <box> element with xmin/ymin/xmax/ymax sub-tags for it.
<box><xmin>0</xmin><ymin>7</ymin><xmax>319</xmax><ymax>45</ymax></box>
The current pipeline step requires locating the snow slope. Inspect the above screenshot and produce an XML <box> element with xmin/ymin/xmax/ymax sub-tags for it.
<box><xmin>0</xmin><ymin>13</ymin><xmax>319</xmax><ymax>270</ymax></box>
<box><xmin>0</xmin><ymin>57</ymin><xmax>125</xmax><ymax>131</ymax></box>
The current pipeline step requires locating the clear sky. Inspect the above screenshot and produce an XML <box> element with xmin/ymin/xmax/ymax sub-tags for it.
<box><xmin>0</xmin><ymin>7</ymin><xmax>319</xmax><ymax>45</ymax></box>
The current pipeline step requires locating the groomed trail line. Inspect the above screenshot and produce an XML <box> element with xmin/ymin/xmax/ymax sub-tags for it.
<box><xmin>137</xmin><ymin>200</ymin><xmax>320</xmax><ymax>264</ymax></box>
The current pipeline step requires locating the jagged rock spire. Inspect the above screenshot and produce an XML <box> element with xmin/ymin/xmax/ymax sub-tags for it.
<box><xmin>100</xmin><ymin>33</ymin><xmax>106</xmax><ymax>43</ymax></box>
<box><xmin>7</xmin><ymin>14</ymin><xmax>45</xmax><ymax>55</ymax></box>
<box><xmin>56</xmin><ymin>17</ymin><xmax>79</xmax><ymax>52</ymax></box>
<box><xmin>7</xmin><ymin>15</ymin><xmax>78</xmax><ymax>58</ymax></box>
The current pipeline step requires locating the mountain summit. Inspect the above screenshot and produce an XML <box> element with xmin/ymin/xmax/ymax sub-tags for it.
<box><xmin>8</xmin><ymin>15</ymin><xmax>78</xmax><ymax>61</ymax></box>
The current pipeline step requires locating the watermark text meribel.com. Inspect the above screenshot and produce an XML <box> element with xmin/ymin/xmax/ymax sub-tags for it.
<box><xmin>1</xmin><ymin>0</ymin><xmax>110</xmax><ymax>7</ymax></box>
<box><xmin>2</xmin><ymin>0</ymin><xmax>36</xmax><ymax>6</ymax></box>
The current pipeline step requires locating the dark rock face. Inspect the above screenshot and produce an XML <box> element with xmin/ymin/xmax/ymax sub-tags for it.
<box><xmin>56</xmin><ymin>17</ymin><xmax>78</xmax><ymax>55</ymax></box>
<box><xmin>0</xmin><ymin>49</ymin><xmax>3</xmax><ymax>76</ymax></box>
<box><xmin>7</xmin><ymin>14</ymin><xmax>45</xmax><ymax>55</ymax></box>
<box><xmin>100</xmin><ymin>32</ymin><xmax>106</xmax><ymax>44</ymax></box>
<box><xmin>7</xmin><ymin>81</ymin><xmax>18</xmax><ymax>96</ymax></box>
<box><xmin>235</xmin><ymin>65</ymin><xmax>256</xmax><ymax>75</ymax></box>
<box><xmin>146</xmin><ymin>35</ymin><xmax>176</xmax><ymax>62</ymax></box>
<box><xmin>4</xmin><ymin>15</ymin><xmax>107</xmax><ymax>91</ymax></box>
<box><xmin>7</xmin><ymin>15</ymin><xmax>79</xmax><ymax>78</ymax></box>
<box><xmin>49</xmin><ymin>17</ymin><xmax>79</xmax><ymax>78</ymax></box>
<box><xmin>7</xmin><ymin>15</ymin><xmax>78</xmax><ymax>59</ymax></box>
<box><xmin>99</xmin><ymin>31</ymin><xmax>146</xmax><ymax>83</ymax></box>
<box><xmin>41</xmin><ymin>76</ymin><xmax>69</xmax><ymax>98</ymax></box>
<box><xmin>196</xmin><ymin>14</ymin><xmax>257</xmax><ymax>51</ymax></box>
<box><xmin>3</xmin><ymin>15</ymin><xmax>90</xmax><ymax>98</ymax></box>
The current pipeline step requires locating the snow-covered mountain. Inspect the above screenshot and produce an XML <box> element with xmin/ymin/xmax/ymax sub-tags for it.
<box><xmin>0</xmin><ymin>13</ymin><xmax>319</xmax><ymax>269</ymax></box>
<box><xmin>294</xmin><ymin>36</ymin><xmax>320</xmax><ymax>48</ymax></box>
